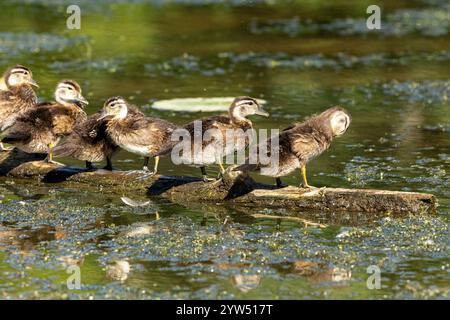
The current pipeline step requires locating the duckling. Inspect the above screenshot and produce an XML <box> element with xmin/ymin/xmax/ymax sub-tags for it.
<box><xmin>52</xmin><ymin>105</ymin><xmax>144</xmax><ymax>170</ymax></box>
<box><xmin>0</xmin><ymin>65</ymin><xmax>39</xmax><ymax>151</ymax></box>
<box><xmin>157</xmin><ymin>96</ymin><xmax>269</xmax><ymax>182</ymax></box>
<box><xmin>98</xmin><ymin>97</ymin><xmax>177</xmax><ymax>174</ymax></box>
<box><xmin>2</xmin><ymin>80</ymin><xmax>88</xmax><ymax>163</ymax></box>
<box><xmin>236</xmin><ymin>106</ymin><xmax>351</xmax><ymax>188</ymax></box>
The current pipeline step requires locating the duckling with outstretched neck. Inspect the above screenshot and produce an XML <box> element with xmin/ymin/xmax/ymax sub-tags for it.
<box><xmin>236</xmin><ymin>106</ymin><xmax>351</xmax><ymax>188</ymax></box>
<box><xmin>2</xmin><ymin>80</ymin><xmax>88</xmax><ymax>163</ymax></box>
<box><xmin>98</xmin><ymin>97</ymin><xmax>177</xmax><ymax>174</ymax></box>
<box><xmin>53</xmin><ymin>105</ymin><xmax>144</xmax><ymax>171</ymax></box>
<box><xmin>0</xmin><ymin>65</ymin><xmax>39</xmax><ymax>151</ymax></box>
<box><xmin>157</xmin><ymin>96</ymin><xmax>269</xmax><ymax>182</ymax></box>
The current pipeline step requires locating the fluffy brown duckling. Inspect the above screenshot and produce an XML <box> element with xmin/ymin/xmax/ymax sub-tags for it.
<box><xmin>53</xmin><ymin>105</ymin><xmax>144</xmax><ymax>170</ymax></box>
<box><xmin>2</xmin><ymin>80</ymin><xmax>88</xmax><ymax>163</ymax></box>
<box><xmin>236</xmin><ymin>106</ymin><xmax>351</xmax><ymax>188</ymax></box>
<box><xmin>157</xmin><ymin>96</ymin><xmax>269</xmax><ymax>182</ymax></box>
<box><xmin>0</xmin><ymin>65</ymin><xmax>39</xmax><ymax>151</ymax></box>
<box><xmin>98</xmin><ymin>96</ymin><xmax>177</xmax><ymax>174</ymax></box>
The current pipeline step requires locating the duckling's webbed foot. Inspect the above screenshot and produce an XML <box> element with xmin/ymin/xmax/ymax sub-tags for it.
<box><xmin>299</xmin><ymin>182</ymin><xmax>317</xmax><ymax>189</ymax></box>
<box><xmin>45</xmin><ymin>143</ymin><xmax>64</xmax><ymax>165</ymax></box>
<box><xmin>103</xmin><ymin>157</ymin><xmax>113</xmax><ymax>171</ymax></box>
<box><xmin>299</xmin><ymin>165</ymin><xmax>316</xmax><ymax>189</ymax></box>
<box><xmin>141</xmin><ymin>156</ymin><xmax>158</xmax><ymax>176</ymax></box>
<box><xmin>85</xmin><ymin>161</ymin><xmax>95</xmax><ymax>170</ymax></box>
<box><xmin>44</xmin><ymin>158</ymin><xmax>64</xmax><ymax>166</ymax></box>
<box><xmin>203</xmin><ymin>176</ymin><xmax>215</xmax><ymax>182</ymax></box>
<box><xmin>200</xmin><ymin>166</ymin><xmax>214</xmax><ymax>182</ymax></box>
<box><xmin>216</xmin><ymin>163</ymin><xmax>226</xmax><ymax>180</ymax></box>
<box><xmin>0</xmin><ymin>143</ymin><xmax>13</xmax><ymax>152</ymax></box>
<box><xmin>146</xmin><ymin>170</ymin><xmax>158</xmax><ymax>176</ymax></box>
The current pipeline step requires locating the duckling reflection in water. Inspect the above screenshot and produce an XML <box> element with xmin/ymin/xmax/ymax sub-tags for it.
<box><xmin>157</xmin><ymin>96</ymin><xmax>269</xmax><ymax>182</ymax></box>
<box><xmin>53</xmin><ymin>105</ymin><xmax>144</xmax><ymax>170</ymax></box>
<box><xmin>236</xmin><ymin>106</ymin><xmax>351</xmax><ymax>188</ymax></box>
<box><xmin>98</xmin><ymin>97</ymin><xmax>177</xmax><ymax>174</ymax></box>
<box><xmin>0</xmin><ymin>65</ymin><xmax>39</xmax><ymax>151</ymax></box>
<box><xmin>2</xmin><ymin>80</ymin><xmax>88</xmax><ymax>163</ymax></box>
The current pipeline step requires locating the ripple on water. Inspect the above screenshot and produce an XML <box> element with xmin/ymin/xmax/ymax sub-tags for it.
<box><xmin>0</xmin><ymin>32</ymin><xmax>88</xmax><ymax>56</ymax></box>
<box><xmin>250</xmin><ymin>8</ymin><xmax>450</xmax><ymax>37</ymax></box>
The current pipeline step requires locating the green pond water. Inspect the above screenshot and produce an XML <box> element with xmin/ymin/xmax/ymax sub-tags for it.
<box><xmin>0</xmin><ymin>0</ymin><xmax>449</xmax><ymax>299</ymax></box>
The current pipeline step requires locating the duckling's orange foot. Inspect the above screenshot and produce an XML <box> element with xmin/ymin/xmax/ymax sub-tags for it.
<box><xmin>299</xmin><ymin>183</ymin><xmax>318</xmax><ymax>189</ymax></box>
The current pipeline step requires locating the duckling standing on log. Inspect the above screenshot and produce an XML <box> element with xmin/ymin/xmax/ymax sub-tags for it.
<box><xmin>0</xmin><ymin>65</ymin><xmax>39</xmax><ymax>151</ymax></box>
<box><xmin>2</xmin><ymin>80</ymin><xmax>88</xmax><ymax>163</ymax></box>
<box><xmin>157</xmin><ymin>96</ymin><xmax>269</xmax><ymax>182</ymax></box>
<box><xmin>53</xmin><ymin>105</ymin><xmax>144</xmax><ymax>170</ymax></box>
<box><xmin>236</xmin><ymin>106</ymin><xmax>351</xmax><ymax>188</ymax></box>
<box><xmin>98</xmin><ymin>97</ymin><xmax>177</xmax><ymax>174</ymax></box>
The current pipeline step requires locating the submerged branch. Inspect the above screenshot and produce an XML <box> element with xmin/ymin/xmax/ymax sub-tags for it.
<box><xmin>249</xmin><ymin>213</ymin><xmax>327</xmax><ymax>228</ymax></box>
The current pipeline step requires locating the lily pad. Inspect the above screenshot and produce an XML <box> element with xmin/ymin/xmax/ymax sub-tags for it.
<box><xmin>151</xmin><ymin>97</ymin><xmax>266</xmax><ymax>112</ymax></box>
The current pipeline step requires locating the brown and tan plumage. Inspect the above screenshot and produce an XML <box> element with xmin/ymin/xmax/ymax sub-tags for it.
<box><xmin>236</xmin><ymin>106</ymin><xmax>351</xmax><ymax>188</ymax></box>
<box><xmin>53</xmin><ymin>105</ymin><xmax>144</xmax><ymax>170</ymax></box>
<box><xmin>2</xmin><ymin>80</ymin><xmax>88</xmax><ymax>162</ymax></box>
<box><xmin>157</xmin><ymin>96</ymin><xmax>269</xmax><ymax>182</ymax></box>
<box><xmin>0</xmin><ymin>65</ymin><xmax>39</xmax><ymax>150</ymax></box>
<box><xmin>98</xmin><ymin>96</ymin><xmax>177</xmax><ymax>174</ymax></box>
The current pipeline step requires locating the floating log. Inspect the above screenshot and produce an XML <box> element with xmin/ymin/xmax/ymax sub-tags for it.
<box><xmin>0</xmin><ymin>149</ymin><xmax>437</xmax><ymax>215</ymax></box>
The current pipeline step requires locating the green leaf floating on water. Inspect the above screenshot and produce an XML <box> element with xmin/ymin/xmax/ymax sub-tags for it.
<box><xmin>151</xmin><ymin>97</ymin><xmax>266</xmax><ymax>112</ymax></box>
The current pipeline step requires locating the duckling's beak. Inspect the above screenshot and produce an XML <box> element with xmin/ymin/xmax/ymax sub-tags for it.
<box><xmin>27</xmin><ymin>79</ymin><xmax>39</xmax><ymax>88</ymax></box>
<box><xmin>97</xmin><ymin>111</ymin><xmax>111</xmax><ymax>121</ymax></box>
<box><xmin>255</xmin><ymin>108</ymin><xmax>269</xmax><ymax>117</ymax></box>
<box><xmin>75</xmin><ymin>94</ymin><xmax>89</xmax><ymax>107</ymax></box>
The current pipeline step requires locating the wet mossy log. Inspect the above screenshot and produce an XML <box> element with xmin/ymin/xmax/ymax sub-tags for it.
<box><xmin>0</xmin><ymin>149</ymin><xmax>437</xmax><ymax>214</ymax></box>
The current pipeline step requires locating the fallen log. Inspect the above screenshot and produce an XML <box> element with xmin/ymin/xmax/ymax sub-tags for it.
<box><xmin>0</xmin><ymin>149</ymin><xmax>438</xmax><ymax>215</ymax></box>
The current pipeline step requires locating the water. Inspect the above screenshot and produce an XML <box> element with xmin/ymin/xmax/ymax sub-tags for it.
<box><xmin>0</xmin><ymin>0</ymin><xmax>448</xmax><ymax>299</ymax></box>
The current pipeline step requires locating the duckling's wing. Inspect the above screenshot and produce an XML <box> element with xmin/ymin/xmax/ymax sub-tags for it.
<box><xmin>119</xmin><ymin>118</ymin><xmax>176</xmax><ymax>156</ymax></box>
<box><xmin>0</xmin><ymin>92</ymin><xmax>18</xmax><ymax>130</ymax></box>
<box><xmin>1</xmin><ymin>107</ymin><xmax>50</xmax><ymax>143</ymax></box>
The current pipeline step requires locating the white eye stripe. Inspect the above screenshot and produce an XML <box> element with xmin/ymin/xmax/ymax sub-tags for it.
<box><xmin>111</xmin><ymin>99</ymin><xmax>125</xmax><ymax>105</ymax></box>
<box><xmin>58</xmin><ymin>85</ymin><xmax>77</xmax><ymax>91</ymax></box>
<box><xmin>10</xmin><ymin>68</ymin><xmax>29</xmax><ymax>74</ymax></box>
<box><xmin>236</xmin><ymin>99</ymin><xmax>256</xmax><ymax>106</ymax></box>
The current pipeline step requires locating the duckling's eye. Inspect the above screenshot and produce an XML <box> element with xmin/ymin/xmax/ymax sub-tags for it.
<box><xmin>248</xmin><ymin>101</ymin><xmax>254</xmax><ymax>105</ymax></box>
